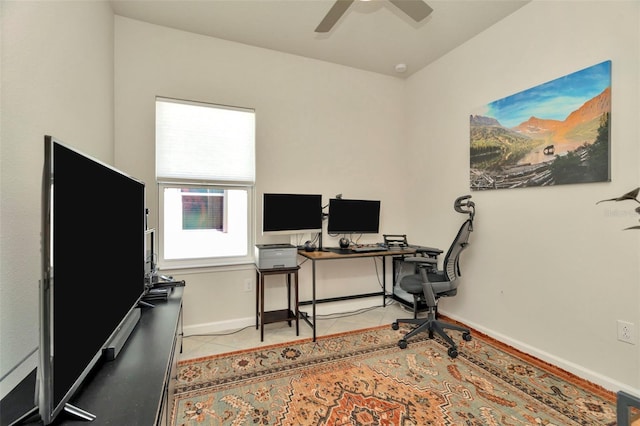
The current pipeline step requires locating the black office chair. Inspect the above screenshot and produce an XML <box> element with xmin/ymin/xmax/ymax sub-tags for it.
<box><xmin>392</xmin><ymin>195</ymin><xmax>475</xmax><ymax>358</ymax></box>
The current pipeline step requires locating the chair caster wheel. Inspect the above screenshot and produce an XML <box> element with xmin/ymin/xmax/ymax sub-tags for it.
<box><xmin>391</xmin><ymin>322</ymin><xmax>399</xmax><ymax>330</ymax></box>
<box><xmin>447</xmin><ymin>347</ymin><xmax>458</xmax><ymax>358</ymax></box>
<box><xmin>462</xmin><ymin>332</ymin><xmax>472</xmax><ymax>341</ymax></box>
<box><xmin>398</xmin><ymin>339</ymin><xmax>407</xmax><ymax>349</ymax></box>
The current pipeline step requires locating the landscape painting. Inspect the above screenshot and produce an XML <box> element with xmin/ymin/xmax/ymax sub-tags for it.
<box><xmin>470</xmin><ymin>60</ymin><xmax>611</xmax><ymax>190</ymax></box>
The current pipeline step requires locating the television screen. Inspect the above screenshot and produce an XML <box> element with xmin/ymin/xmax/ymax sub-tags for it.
<box><xmin>262</xmin><ymin>193</ymin><xmax>322</xmax><ymax>235</ymax></box>
<box><xmin>327</xmin><ymin>198</ymin><xmax>381</xmax><ymax>234</ymax></box>
<box><xmin>39</xmin><ymin>136</ymin><xmax>146</xmax><ymax>424</ymax></box>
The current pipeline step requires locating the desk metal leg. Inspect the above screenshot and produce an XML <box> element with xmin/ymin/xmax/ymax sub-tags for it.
<box><xmin>312</xmin><ymin>259</ymin><xmax>317</xmax><ymax>341</ymax></box>
<box><xmin>298</xmin><ymin>264</ymin><xmax>316</xmax><ymax>340</ymax></box>
<box><xmin>286</xmin><ymin>273</ymin><xmax>292</xmax><ymax>327</ymax></box>
<box><xmin>382</xmin><ymin>257</ymin><xmax>387</xmax><ymax>307</ymax></box>
<box><xmin>294</xmin><ymin>272</ymin><xmax>299</xmax><ymax>336</ymax></box>
<box><xmin>255</xmin><ymin>270</ymin><xmax>259</xmax><ymax>330</ymax></box>
<box><xmin>260</xmin><ymin>273</ymin><xmax>265</xmax><ymax>342</ymax></box>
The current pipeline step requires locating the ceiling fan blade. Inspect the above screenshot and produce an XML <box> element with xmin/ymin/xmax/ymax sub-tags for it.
<box><xmin>389</xmin><ymin>0</ymin><xmax>433</xmax><ymax>22</ymax></box>
<box><xmin>315</xmin><ymin>0</ymin><xmax>355</xmax><ymax>33</ymax></box>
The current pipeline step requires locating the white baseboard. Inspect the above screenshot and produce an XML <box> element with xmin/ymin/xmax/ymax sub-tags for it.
<box><xmin>183</xmin><ymin>297</ymin><xmax>388</xmax><ymax>337</ymax></box>
<box><xmin>184</xmin><ymin>317</ymin><xmax>255</xmax><ymax>336</ymax></box>
<box><xmin>441</xmin><ymin>310</ymin><xmax>640</xmax><ymax>396</ymax></box>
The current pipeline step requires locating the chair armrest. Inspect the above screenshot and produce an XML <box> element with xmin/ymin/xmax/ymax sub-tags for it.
<box><xmin>402</xmin><ymin>257</ymin><xmax>437</xmax><ymax>266</ymax></box>
<box><xmin>411</xmin><ymin>245</ymin><xmax>443</xmax><ymax>256</ymax></box>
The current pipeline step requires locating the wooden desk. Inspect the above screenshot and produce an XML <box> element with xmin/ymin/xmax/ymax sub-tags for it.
<box><xmin>255</xmin><ymin>266</ymin><xmax>300</xmax><ymax>342</ymax></box>
<box><xmin>297</xmin><ymin>248</ymin><xmax>417</xmax><ymax>341</ymax></box>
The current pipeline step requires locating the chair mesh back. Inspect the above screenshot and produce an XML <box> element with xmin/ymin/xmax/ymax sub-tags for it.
<box><xmin>443</xmin><ymin>219</ymin><xmax>473</xmax><ymax>281</ymax></box>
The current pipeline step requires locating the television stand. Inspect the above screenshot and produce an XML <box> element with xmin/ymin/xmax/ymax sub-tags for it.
<box><xmin>1</xmin><ymin>287</ymin><xmax>184</xmax><ymax>426</ymax></box>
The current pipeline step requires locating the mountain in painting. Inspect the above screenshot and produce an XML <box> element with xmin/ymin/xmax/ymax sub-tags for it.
<box><xmin>513</xmin><ymin>87</ymin><xmax>611</xmax><ymax>142</ymax></box>
<box><xmin>470</xmin><ymin>87</ymin><xmax>610</xmax><ymax>170</ymax></box>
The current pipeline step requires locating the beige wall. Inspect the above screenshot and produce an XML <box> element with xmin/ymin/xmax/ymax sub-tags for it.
<box><xmin>0</xmin><ymin>0</ymin><xmax>115</xmax><ymax>397</ymax></box>
<box><xmin>1</xmin><ymin>0</ymin><xmax>639</xmax><ymax>400</ymax></box>
<box><xmin>405</xmin><ymin>0</ymin><xmax>640</xmax><ymax>393</ymax></box>
<box><xmin>113</xmin><ymin>16</ymin><xmax>411</xmax><ymax>332</ymax></box>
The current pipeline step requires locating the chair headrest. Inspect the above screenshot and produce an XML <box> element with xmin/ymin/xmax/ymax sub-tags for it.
<box><xmin>454</xmin><ymin>195</ymin><xmax>475</xmax><ymax>221</ymax></box>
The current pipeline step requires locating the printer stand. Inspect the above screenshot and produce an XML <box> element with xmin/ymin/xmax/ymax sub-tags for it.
<box><xmin>255</xmin><ymin>266</ymin><xmax>300</xmax><ymax>342</ymax></box>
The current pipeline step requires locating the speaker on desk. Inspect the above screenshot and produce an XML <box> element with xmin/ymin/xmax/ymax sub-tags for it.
<box><xmin>339</xmin><ymin>237</ymin><xmax>350</xmax><ymax>249</ymax></box>
<box><xmin>304</xmin><ymin>240</ymin><xmax>316</xmax><ymax>252</ymax></box>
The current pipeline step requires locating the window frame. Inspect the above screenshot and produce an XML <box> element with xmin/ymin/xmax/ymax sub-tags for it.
<box><xmin>158</xmin><ymin>182</ymin><xmax>255</xmax><ymax>269</ymax></box>
<box><xmin>155</xmin><ymin>97</ymin><xmax>256</xmax><ymax>269</ymax></box>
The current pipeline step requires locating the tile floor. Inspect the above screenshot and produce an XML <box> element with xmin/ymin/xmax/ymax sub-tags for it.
<box><xmin>179</xmin><ymin>299</ymin><xmax>419</xmax><ymax>361</ymax></box>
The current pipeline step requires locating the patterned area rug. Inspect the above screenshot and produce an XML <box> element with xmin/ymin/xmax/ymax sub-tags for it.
<box><xmin>172</xmin><ymin>323</ymin><xmax>616</xmax><ymax>425</ymax></box>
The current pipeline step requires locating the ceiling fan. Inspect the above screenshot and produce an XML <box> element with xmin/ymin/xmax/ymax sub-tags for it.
<box><xmin>315</xmin><ymin>0</ymin><xmax>433</xmax><ymax>33</ymax></box>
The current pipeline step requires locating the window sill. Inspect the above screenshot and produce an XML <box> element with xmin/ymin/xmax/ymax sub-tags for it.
<box><xmin>158</xmin><ymin>261</ymin><xmax>256</xmax><ymax>276</ymax></box>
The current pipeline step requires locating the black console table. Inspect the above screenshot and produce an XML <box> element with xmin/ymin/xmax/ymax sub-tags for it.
<box><xmin>1</xmin><ymin>287</ymin><xmax>183</xmax><ymax>426</ymax></box>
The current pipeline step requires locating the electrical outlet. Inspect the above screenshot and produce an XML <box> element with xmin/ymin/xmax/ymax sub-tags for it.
<box><xmin>243</xmin><ymin>279</ymin><xmax>253</xmax><ymax>292</ymax></box>
<box><xmin>617</xmin><ymin>320</ymin><xmax>635</xmax><ymax>344</ymax></box>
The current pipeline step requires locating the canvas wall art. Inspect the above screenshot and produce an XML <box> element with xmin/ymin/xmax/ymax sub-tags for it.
<box><xmin>470</xmin><ymin>60</ymin><xmax>611</xmax><ymax>190</ymax></box>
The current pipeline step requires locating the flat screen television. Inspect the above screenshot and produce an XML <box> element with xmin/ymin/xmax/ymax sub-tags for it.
<box><xmin>327</xmin><ymin>198</ymin><xmax>381</xmax><ymax>234</ymax></box>
<box><xmin>38</xmin><ymin>136</ymin><xmax>146</xmax><ymax>424</ymax></box>
<box><xmin>262</xmin><ymin>193</ymin><xmax>322</xmax><ymax>235</ymax></box>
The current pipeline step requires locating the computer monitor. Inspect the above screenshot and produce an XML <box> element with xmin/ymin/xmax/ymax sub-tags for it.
<box><xmin>327</xmin><ymin>198</ymin><xmax>380</xmax><ymax>234</ymax></box>
<box><xmin>262</xmin><ymin>193</ymin><xmax>323</xmax><ymax>235</ymax></box>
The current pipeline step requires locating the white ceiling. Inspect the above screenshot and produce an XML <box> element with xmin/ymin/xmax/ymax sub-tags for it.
<box><xmin>109</xmin><ymin>0</ymin><xmax>530</xmax><ymax>78</ymax></box>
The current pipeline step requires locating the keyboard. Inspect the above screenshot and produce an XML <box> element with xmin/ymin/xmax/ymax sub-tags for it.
<box><xmin>324</xmin><ymin>247</ymin><xmax>353</xmax><ymax>254</ymax></box>
<box><xmin>351</xmin><ymin>246</ymin><xmax>387</xmax><ymax>253</ymax></box>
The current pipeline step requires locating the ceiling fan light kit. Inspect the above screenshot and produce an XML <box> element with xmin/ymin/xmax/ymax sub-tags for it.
<box><xmin>315</xmin><ymin>0</ymin><xmax>433</xmax><ymax>33</ymax></box>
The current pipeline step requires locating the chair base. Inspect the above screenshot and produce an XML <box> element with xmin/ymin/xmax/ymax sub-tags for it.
<box><xmin>392</xmin><ymin>313</ymin><xmax>471</xmax><ymax>358</ymax></box>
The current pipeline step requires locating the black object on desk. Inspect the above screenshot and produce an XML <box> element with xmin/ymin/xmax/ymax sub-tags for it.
<box><xmin>151</xmin><ymin>279</ymin><xmax>186</xmax><ymax>289</ymax></box>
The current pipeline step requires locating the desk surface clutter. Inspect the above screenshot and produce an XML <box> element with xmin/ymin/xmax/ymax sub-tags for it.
<box><xmin>298</xmin><ymin>246</ymin><xmax>423</xmax><ymax>259</ymax></box>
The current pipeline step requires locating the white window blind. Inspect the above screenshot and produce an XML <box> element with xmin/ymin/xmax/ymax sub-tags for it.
<box><xmin>156</xmin><ymin>97</ymin><xmax>255</xmax><ymax>183</ymax></box>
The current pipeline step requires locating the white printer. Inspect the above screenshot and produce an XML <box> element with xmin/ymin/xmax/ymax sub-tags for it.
<box><xmin>254</xmin><ymin>244</ymin><xmax>297</xmax><ymax>269</ymax></box>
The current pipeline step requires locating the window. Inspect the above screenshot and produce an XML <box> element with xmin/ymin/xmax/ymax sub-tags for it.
<box><xmin>156</xmin><ymin>97</ymin><xmax>255</xmax><ymax>267</ymax></box>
